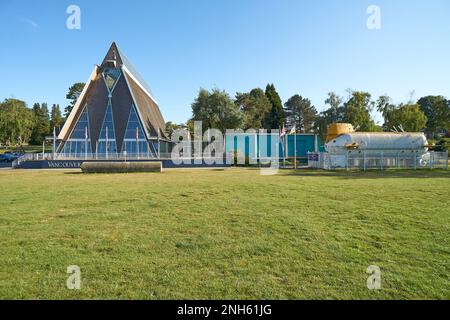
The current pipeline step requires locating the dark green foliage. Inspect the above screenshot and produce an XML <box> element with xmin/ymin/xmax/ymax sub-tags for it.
<box><xmin>165</xmin><ymin>122</ymin><xmax>188</xmax><ymax>139</ymax></box>
<box><xmin>264</xmin><ymin>84</ymin><xmax>285</xmax><ymax>130</ymax></box>
<box><xmin>191</xmin><ymin>88</ymin><xmax>243</xmax><ymax>132</ymax></box>
<box><xmin>315</xmin><ymin>91</ymin><xmax>380</xmax><ymax>141</ymax></box>
<box><xmin>29</xmin><ymin>103</ymin><xmax>50</xmax><ymax>145</ymax></box>
<box><xmin>50</xmin><ymin>104</ymin><xmax>65</xmax><ymax>132</ymax></box>
<box><xmin>284</xmin><ymin>94</ymin><xmax>317</xmax><ymax>133</ymax></box>
<box><xmin>235</xmin><ymin>88</ymin><xmax>271</xmax><ymax>130</ymax></box>
<box><xmin>435</xmin><ymin>138</ymin><xmax>450</xmax><ymax>154</ymax></box>
<box><xmin>64</xmin><ymin>82</ymin><xmax>85</xmax><ymax>118</ymax></box>
<box><xmin>417</xmin><ymin>96</ymin><xmax>450</xmax><ymax>138</ymax></box>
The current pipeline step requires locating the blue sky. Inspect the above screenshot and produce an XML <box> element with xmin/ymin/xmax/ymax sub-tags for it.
<box><xmin>1</xmin><ymin>0</ymin><xmax>449</xmax><ymax>124</ymax></box>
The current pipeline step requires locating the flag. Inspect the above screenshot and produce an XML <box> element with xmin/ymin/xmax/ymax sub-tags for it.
<box><xmin>290</xmin><ymin>126</ymin><xmax>296</xmax><ymax>135</ymax></box>
<box><xmin>280</xmin><ymin>125</ymin><xmax>287</xmax><ymax>138</ymax></box>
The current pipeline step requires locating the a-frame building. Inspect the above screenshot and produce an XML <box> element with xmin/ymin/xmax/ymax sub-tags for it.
<box><xmin>57</xmin><ymin>42</ymin><xmax>169</xmax><ymax>158</ymax></box>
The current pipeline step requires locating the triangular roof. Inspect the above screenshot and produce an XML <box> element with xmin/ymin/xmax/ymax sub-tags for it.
<box><xmin>101</xmin><ymin>43</ymin><xmax>156</xmax><ymax>101</ymax></box>
<box><xmin>58</xmin><ymin>42</ymin><xmax>167</xmax><ymax>149</ymax></box>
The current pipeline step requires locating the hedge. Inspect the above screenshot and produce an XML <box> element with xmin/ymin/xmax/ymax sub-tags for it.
<box><xmin>81</xmin><ymin>161</ymin><xmax>162</xmax><ymax>173</ymax></box>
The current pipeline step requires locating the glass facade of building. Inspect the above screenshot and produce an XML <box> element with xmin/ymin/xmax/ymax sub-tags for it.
<box><xmin>61</xmin><ymin>109</ymin><xmax>92</xmax><ymax>157</ymax></box>
<box><xmin>58</xmin><ymin>43</ymin><xmax>168</xmax><ymax>159</ymax></box>
<box><xmin>96</xmin><ymin>102</ymin><xmax>117</xmax><ymax>157</ymax></box>
<box><xmin>103</xmin><ymin>68</ymin><xmax>121</xmax><ymax>92</ymax></box>
<box><xmin>121</xmin><ymin>105</ymin><xmax>150</xmax><ymax>157</ymax></box>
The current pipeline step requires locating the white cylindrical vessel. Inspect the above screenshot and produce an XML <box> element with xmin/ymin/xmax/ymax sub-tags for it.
<box><xmin>325</xmin><ymin>132</ymin><xmax>428</xmax><ymax>156</ymax></box>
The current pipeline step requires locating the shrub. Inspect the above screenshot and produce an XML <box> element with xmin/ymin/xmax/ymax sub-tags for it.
<box><xmin>435</xmin><ymin>138</ymin><xmax>450</xmax><ymax>154</ymax></box>
<box><xmin>81</xmin><ymin>161</ymin><xmax>162</xmax><ymax>173</ymax></box>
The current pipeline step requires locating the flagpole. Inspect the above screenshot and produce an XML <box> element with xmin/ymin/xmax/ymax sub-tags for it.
<box><xmin>53</xmin><ymin>126</ymin><xmax>56</xmax><ymax>160</ymax></box>
<box><xmin>85</xmin><ymin>126</ymin><xmax>88</xmax><ymax>160</ymax></box>
<box><xmin>136</xmin><ymin>127</ymin><xmax>139</xmax><ymax>160</ymax></box>
<box><xmin>106</xmin><ymin>127</ymin><xmax>109</xmax><ymax>160</ymax></box>
<box><xmin>281</xmin><ymin>125</ymin><xmax>286</xmax><ymax>168</ymax></box>
<box><xmin>157</xmin><ymin>130</ymin><xmax>161</xmax><ymax>159</ymax></box>
<box><xmin>294</xmin><ymin>130</ymin><xmax>297</xmax><ymax>170</ymax></box>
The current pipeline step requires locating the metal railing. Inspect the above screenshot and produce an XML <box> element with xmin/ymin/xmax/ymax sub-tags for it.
<box><xmin>308</xmin><ymin>151</ymin><xmax>449</xmax><ymax>171</ymax></box>
<box><xmin>12</xmin><ymin>151</ymin><xmax>284</xmax><ymax>168</ymax></box>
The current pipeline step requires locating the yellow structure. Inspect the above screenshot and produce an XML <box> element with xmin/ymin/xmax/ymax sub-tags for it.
<box><xmin>326</xmin><ymin>123</ymin><xmax>354</xmax><ymax>143</ymax></box>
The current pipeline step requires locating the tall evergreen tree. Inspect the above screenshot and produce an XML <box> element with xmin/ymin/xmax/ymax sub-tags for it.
<box><xmin>30</xmin><ymin>103</ymin><xmax>50</xmax><ymax>145</ymax></box>
<box><xmin>284</xmin><ymin>94</ymin><xmax>317</xmax><ymax>132</ymax></box>
<box><xmin>50</xmin><ymin>104</ymin><xmax>64</xmax><ymax>132</ymax></box>
<box><xmin>264</xmin><ymin>84</ymin><xmax>285</xmax><ymax>130</ymax></box>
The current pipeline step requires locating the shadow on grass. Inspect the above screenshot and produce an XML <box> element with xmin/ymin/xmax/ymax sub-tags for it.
<box><xmin>284</xmin><ymin>169</ymin><xmax>450</xmax><ymax>179</ymax></box>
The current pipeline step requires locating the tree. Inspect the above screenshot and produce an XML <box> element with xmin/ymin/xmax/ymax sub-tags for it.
<box><xmin>264</xmin><ymin>84</ymin><xmax>285</xmax><ymax>130</ymax></box>
<box><xmin>324</xmin><ymin>92</ymin><xmax>345</xmax><ymax>123</ymax></box>
<box><xmin>417</xmin><ymin>96</ymin><xmax>450</xmax><ymax>138</ymax></box>
<box><xmin>377</xmin><ymin>95</ymin><xmax>427</xmax><ymax>132</ymax></box>
<box><xmin>65</xmin><ymin>82</ymin><xmax>85</xmax><ymax>118</ymax></box>
<box><xmin>284</xmin><ymin>94</ymin><xmax>317</xmax><ymax>133</ymax></box>
<box><xmin>50</xmin><ymin>104</ymin><xmax>65</xmax><ymax>133</ymax></box>
<box><xmin>376</xmin><ymin>95</ymin><xmax>395</xmax><ymax>120</ymax></box>
<box><xmin>191</xmin><ymin>88</ymin><xmax>243</xmax><ymax>132</ymax></box>
<box><xmin>342</xmin><ymin>91</ymin><xmax>378</xmax><ymax>131</ymax></box>
<box><xmin>0</xmin><ymin>99</ymin><xmax>34</xmax><ymax>146</ymax></box>
<box><xmin>393</xmin><ymin>104</ymin><xmax>427</xmax><ymax>132</ymax></box>
<box><xmin>30</xmin><ymin>103</ymin><xmax>50</xmax><ymax>145</ymax></box>
<box><xmin>314</xmin><ymin>92</ymin><xmax>346</xmax><ymax>140</ymax></box>
<box><xmin>235</xmin><ymin>88</ymin><xmax>271</xmax><ymax>129</ymax></box>
<box><xmin>377</xmin><ymin>96</ymin><xmax>427</xmax><ymax>132</ymax></box>
<box><xmin>165</xmin><ymin>121</ymin><xmax>187</xmax><ymax>139</ymax></box>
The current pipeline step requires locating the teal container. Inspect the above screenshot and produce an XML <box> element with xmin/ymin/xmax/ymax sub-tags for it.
<box><xmin>225</xmin><ymin>133</ymin><xmax>323</xmax><ymax>164</ymax></box>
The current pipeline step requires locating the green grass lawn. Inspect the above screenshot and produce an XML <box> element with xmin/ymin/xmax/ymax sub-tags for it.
<box><xmin>0</xmin><ymin>168</ymin><xmax>448</xmax><ymax>299</ymax></box>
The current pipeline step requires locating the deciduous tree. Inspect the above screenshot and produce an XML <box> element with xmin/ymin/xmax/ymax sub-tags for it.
<box><xmin>191</xmin><ymin>88</ymin><xmax>243</xmax><ymax>132</ymax></box>
<box><xmin>284</xmin><ymin>94</ymin><xmax>317</xmax><ymax>133</ymax></box>
<box><xmin>0</xmin><ymin>99</ymin><xmax>34</xmax><ymax>146</ymax></box>
<box><xmin>165</xmin><ymin>121</ymin><xmax>187</xmax><ymax>139</ymax></box>
<box><xmin>65</xmin><ymin>82</ymin><xmax>85</xmax><ymax>118</ymax></box>
<box><xmin>235</xmin><ymin>88</ymin><xmax>271</xmax><ymax>130</ymax></box>
<box><xmin>343</xmin><ymin>91</ymin><xmax>378</xmax><ymax>131</ymax></box>
<box><xmin>417</xmin><ymin>95</ymin><xmax>450</xmax><ymax>138</ymax></box>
